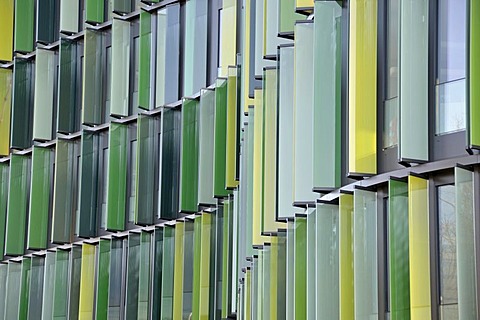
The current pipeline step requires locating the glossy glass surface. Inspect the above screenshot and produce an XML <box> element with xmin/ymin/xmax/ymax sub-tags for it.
<box><xmin>0</xmin><ymin>68</ymin><xmax>12</xmax><ymax>156</ymax></box>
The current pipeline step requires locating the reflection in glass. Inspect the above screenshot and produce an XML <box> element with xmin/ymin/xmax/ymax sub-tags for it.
<box><xmin>383</xmin><ymin>98</ymin><xmax>398</xmax><ymax>148</ymax></box>
<box><xmin>436</xmin><ymin>79</ymin><xmax>466</xmax><ymax>134</ymax></box>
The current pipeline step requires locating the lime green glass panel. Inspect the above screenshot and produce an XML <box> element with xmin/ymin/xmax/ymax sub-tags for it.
<box><xmin>28</xmin><ymin>256</ymin><xmax>45</xmax><ymax>319</ymax></box>
<box><xmin>96</xmin><ymin>239</ymin><xmax>110</xmax><ymax>320</ymax></box>
<box><xmin>226</xmin><ymin>68</ymin><xmax>239</xmax><ymax>189</ymax></box>
<box><xmin>41</xmin><ymin>252</ymin><xmax>55</xmax><ymax>319</ymax></box>
<box><xmin>79</xmin><ymin>244</ymin><xmax>96</xmax><ymax>319</ymax></box>
<box><xmin>11</xmin><ymin>58</ymin><xmax>34</xmax><ymax>149</ymax></box>
<box><xmin>0</xmin><ymin>163</ymin><xmax>8</xmax><ymax>259</ymax></box>
<box><xmin>139</xmin><ymin>10</ymin><xmax>152</xmax><ymax>110</ymax></box>
<box><xmin>111</xmin><ymin>19</ymin><xmax>131</xmax><ymax>117</ymax></box>
<box><xmin>339</xmin><ymin>194</ymin><xmax>354</xmax><ymax>319</ymax></box>
<box><xmin>53</xmin><ymin>250</ymin><xmax>70</xmax><ymax>319</ymax></box>
<box><xmin>286</xmin><ymin>220</ymin><xmax>294</xmax><ymax>319</ymax></box>
<box><xmin>389</xmin><ymin>179</ymin><xmax>410</xmax><ymax>319</ymax></box>
<box><xmin>348</xmin><ymin>0</ymin><xmax>377</xmax><ymax>175</ymax></box>
<box><xmin>455</xmin><ymin>167</ymin><xmax>477</xmax><ymax>319</ymax></box>
<box><xmin>5</xmin><ymin>262</ymin><xmax>21</xmax><ymax>319</ymax></box>
<box><xmin>180</xmin><ymin>98</ymin><xmax>199</xmax><ymax>213</ymax></box>
<box><xmin>161</xmin><ymin>226</ymin><xmax>175</xmax><ymax>319</ymax></box>
<box><xmin>294</xmin><ymin>217</ymin><xmax>307</xmax><ymax>319</ymax></box>
<box><xmin>353</xmin><ymin>189</ymin><xmax>378</xmax><ymax>319</ymax></box>
<box><xmin>106</xmin><ymin>123</ymin><xmax>127</xmax><ymax>231</ymax></box>
<box><xmin>19</xmin><ymin>257</ymin><xmax>31</xmax><ymax>320</ymax></box>
<box><xmin>278</xmin><ymin>0</ymin><xmax>302</xmax><ymax>35</ymax></box>
<box><xmin>173</xmin><ymin>222</ymin><xmax>185</xmax><ymax>319</ymax></box>
<box><xmin>219</xmin><ymin>0</ymin><xmax>237</xmax><ymax>77</ymax></box>
<box><xmin>183</xmin><ymin>0</ymin><xmax>208</xmax><ymax>97</ymax></box>
<box><xmin>60</xmin><ymin>0</ymin><xmax>79</xmax><ymax>33</ymax></box>
<box><xmin>200</xmin><ymin>214</ymin><xmax>213</xmax><ymax>318</ymax></box>
<box><xmin>197</xmin><ymin>89</ymin><xmax>216</xmax><ymax>205</ymax></box>
<box><xmin>294</xmin><ymin>22</ymin><xmax>316</xmax><ymax>203</ymax></box>
<box><xmin>83</xmin><ymin>29</ymin><xmax>104</xmax><ymax>125</ymax></box>
<box><xmin>33</xmin><ymin>49</ymin><xmax>56</xmax><ymax>141</ymax></box>
<box><xmin>5</xmin><ymin>154</ymin><xmax>29</xmax><ymax>256</ymax></box>
<box><xmin>213</xmin><ymin>79</ymin><xmax>230</xmax><ymax>197</ymax></box>
<box><xmin>14</xmin><ymin>0</ymin><xmax>34</xmax><ymax>53</ymax></box>
<box><xmin>313</xmin><ymin>1</ymin><xmax>342</xmax><ymax>189</ymax></box>
<box><xmin>28</xmin><ymin>146</ymin><xmax>53</xmax><ymax>249</ymax></box>
<box><xmin>192</xmin><ymin>217</ymin><xmax>202</xmax><ymax>319</ymax></box>
<box><xmin>0</xmin><ymin>0</ymin><xmax>14</xmax><ymax>61</ymax></box>
<box><xmin>408</xmin><ymin>175</ymin><xmax>431</xmax><ymax>320</ymax></box>
<box><xmin>470</xmin><ymin>0</ymin><xmax>480</xmax><ymax>148</ymax></box>
<box><xmin>85</xmin><ymin>0</ymin><xmax>104</xmax><ymax>24</ymax></box>
<box><xmin>0</xmin><ymin>68</ymin><xmax>12</xmax><ymax>156</ymax></box>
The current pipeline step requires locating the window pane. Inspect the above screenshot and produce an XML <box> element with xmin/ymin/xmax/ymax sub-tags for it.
<box><xmin>383</xmin><ymin>98</ymin><xmax>399</xmax><ymax>148</ymax></box>
<box><xmin>436</xmin><ymin>79</ymin><xmax>466</xmax><ymax>134</ymax></box>
<box><xmin>386</xmin><ymin>0</ymin><xmax>399</xmax><ymax>100</ymax></box>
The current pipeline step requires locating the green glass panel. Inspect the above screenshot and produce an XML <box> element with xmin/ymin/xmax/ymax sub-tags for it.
<box><xmin>138</xmin><ymin>10</ymin><xmax>152</xmax><ymax>110</ymax></box>
<box><xmin>42</xmin><ymin>252</ymin><xmax>55</xmax><ymax>319</ymax></box>
<box><xmin>152</xmin><ymin>228</ymin><xmax>163</xmax><ymax>319</ymax></box>
<box><xmin>470</xmin><ymin>0</ymin><xmax>480</xmax><ymax>147</ymax></box>
<box><xmin>192</xmin><ymin>218</ymin><xmax>202</xmax><ymax>319</ymax></box>
<box><xmin>160</xmin><ymin>108</ymin><xmax>181</xmax><ymax>219</ymax></box>
<box><xmin>306</xmin><ymin>210</ymin><xmax>316</xmax><ymax>319</ymax></box>
<box><xmin>278</xmin><ymin>0</ymin><xmax>302</xmax><ymax>35</ymax></box>
<box><xmin>135</xmin><ymin>115</ymin><xmax>157</xmax><ymax>225</ymax></box>
<box><xmin>180</xmin><ymin>98</ymin><xmax>199</xmax><ymax>213</ymax></box>
<box><xmin>455</xmin><ymin>167</ymin><xmax>477</xmax><ymax>318</ymax></box>
<box><xmin>399</xmin><ymin>0</ymin><xmax>428</xmax><ymax>161</ymax></box>
<box><xmin>14</xmin><ymin>0</ymin><xmax>34</xmax><ymax>52</ymax></box>
<box><xmin>183</xmin><ymin>221</ymin><xmax>195</xmax><ymax>318</ymax></box>
<box><xmin>197</xmin><ymin>89</ymin><xmax>216</xmax><ymax>205</ymax></box>
<box><xmin>5</xmin><ymin>262</ymin><xmax>21</xmax><ymax>319</ymax></box>
<box><xmin>155</xmin><ymin>5</ymin><xmax>180</xmax><ymax>107</ymax></box>
<box><xmin>161</xmin><ymin>226</ymin><xmax>175</xmax><ymax>319</ymax></box>
<box><xmin>138</xmin><ymin>232</ymin><xmax>152</xmax><ymax>318</ymax></box>
<box><xmin>294</xmin><ymin>217</ymin><xmax>307</xmax><ymax>319</ymax></box>
<box><xmin>0</xmin><ymin>0</ymin><xmax>14</xmax><ymax>61</ymax></box>
<box><xmin>19</xmin><ymin>257</ymin><xmax>32</xmax><ymax>320</ymax></box>
<box><xmin>83</xmin><ymin>29</ymin><xmax>104</xmax><ymax>125</ymax></box>
<box><xmin>5</xmin><ymin>154</ymin><xmax>29</xmax><ymax>256</ymax></box>
<box><xmin>111</xmin><ymin>19</ymin><xmax>131</xmax><ymax>117</ymax></box>
<box><xmin>0</xmin><ymin>163</ymin><xmax>9</xmax><ymax>259</ymax></box>
<box><xmin>389</xmin><ymin>179</ymin><xmax>410</xmax><ymax>319</ymax></box>
<box><xmin>183</xmin><ymin>0</ymin><xmax>208</xmax><ymax>97</ymax></box>
<box><xmin>277</xmin><ymin>45</ymin><xmax>296</xmax><ymax>219</ymax></box>
<box><xmin>106</xmin><ymin>123</ymin><xmax>127</xmax><ymax>231</ymax></box>
<box><xmin>53</xmin><ymin>250</ymin><xmax>70</xmax><ymax>319</ymax></box>
<box><xmin>113</xmin><ymin>0</ymin><xmax>133</xmax><ymax>14</ymax></box>
<box><xmin>213</xmin><ymin>79</ymin><xmax>231</xmax><ymax>197</ymax></box>
<box><xmin>60</xmin><ymin>0</ymin><xmax>79</xmax><ymax>33</ymax></box>
<box><xmin>96</xmin><ymin>239</ymin><xmax>110</xmax><ymax>320</ymax></box>
<box><xmin>28</xmin><ymin>146</ymin><xmax>52</xmax><ymax>249</ymax></box>
<box><xmin>33</xmin><ymin>49</ymin><xmax>56</xmax><ymax>141</ymax></box>
<box><xmin>354</xmin><ymin>189</ymin><xmax>378</xmax><ymax>319</ymax></box>
<box><xmin>313</xmin><ymin>1</ymin><xmax>342</xmax><ymax>189</ymax></box>
<box><xmin>293</xmin><ymin>22</ymin><xmax>315</xmax><ymax>203</ymax></box>
<box><xmin>85</xmin><ymin>0</ymin><xmax>104</xmax><ymax>24</ymax></box>
<box><xmin>37</xmin><ymin>0</ymin><xmax>60</xmax><ymax>44</ymax></box>
<box><xmin>0</xmin><ymin>68</ymin><xmax>12</xmax><ymax>156</ymax></box>
<box><xmin>263</xmin><ymin>246</ymin><xmax>271</xmax><ymax>319</ymax></box>
<box><xmin>339</xmin><ymin>194</ymin><xmax>354</xmax><ymax>319</ymax></box>
<box><xmin>315</xmin><ymin>203</ymin><xmax>339</xmax><ymax>318</ymax></box>
<box><xmin>78</xmin><ymin>131</ymin><xmax>99</xmax><ymax>238</ymax></box>
<box><xmin>108</xmin><ymin>239</ymin><xmax>124</xmax><ymax>318</ymax></box>
<box><xmin>52</xmin><ymin>139</ymin><xmax>77</xmax><ymax>244</ymax></box>
<box><xmin>11</xmin><ymin>58</ymin><xmax>34</xmax><ymax>149</ymax></box>
<box><xmin>57</xmin><ymin>39</ymin><xmax>80</xmax><ymax>134</ymax></box>
<box><xmin>28</xmin><ymin>257</ymin><xmax>45</xmax><ymax>319</ymax></box>
<box><xmin>69</xmin><ymin>246</ymin><xmax>83</xmax><ymax>319</ymax></box>
<box><xmin>285</xmin><ymin>220</ymin><xmax>294</xmax><ymax>319</ymax></box>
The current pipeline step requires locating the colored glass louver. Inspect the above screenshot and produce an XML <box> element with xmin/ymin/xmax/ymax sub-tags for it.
<box><xmin>0</xmin><ymin>68</ymin><xmax>12</xmax><ymax>156</ymax></box>
<box><xmin>0</xmin><ymin>0</ymin><xmax>14</xmax><ymax>61</ymax></box>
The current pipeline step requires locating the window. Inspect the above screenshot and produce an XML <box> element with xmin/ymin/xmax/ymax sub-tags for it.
<box><xmin>436</xmin><ymin>0</ymin><xmax>467</xmax><ymax>135</ymax></box>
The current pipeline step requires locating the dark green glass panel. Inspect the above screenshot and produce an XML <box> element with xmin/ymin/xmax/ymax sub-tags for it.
<box><xmin>152</xmin><ymin>228</ymin><xmax>164</xmax><ymax>319</ymax></box>
<box><xmin>126</xmin><ymin>233</ymin><xmax>140</xmax><ymax>318</ymax></box>
<box><xmin>14</xmin><ymin>0</ymin><xmax>34</xmax><ymax>52</ymax></box>
<box><xmin>69</xmin><ymin>246</ymin><xmax>83</xmax><ymax>319</ymax></box>
<box><xmin>214</xmin><ymin>79</ymin><xmax>230</xmax><ymax>197</ymax></box>
<box><xmin>11</xmin><ymin>57</ymin><xmax>34</xmax><ymax>149</ymax></box>
<box><xmin>42</xmin><ymin>252</ymin><xmax>55</xmax><ymax>319</ymax></box>
<box><xmin>160</xmin><ymin>108</ymin><xmax>181</xmax><ymax>219</ymax></box>
<box><xmin>53</xmin><ymin>250</ymin><xmax>70</xmax><ymax>319</ymax></box>
<box><xmin>161</xmin><ymin>226</ymin><xmax>175</xmax><ymax>319</ymax></box>
<box><xmin>78</xmin><ymin>131</ymin><xmax>99</xmax><ymax>238</ymax></box>
<box><xmin>138</xmin><ymin>231</ymin><xmax>152</xmax><ymax>318</ymax></box>
<box><xmin>180</xmin><ymin>98</ymin><xmax>199</xmax><ymax>213</ymax></box>
<box><xmin>28</xmin><ymin>256</ymin><xmax>45</xmax><ymax>319</ymax></box>
<box><xmin>19</xmin><ymin>257</ymin><xmax>32</xmax><ymax>320</ymax></box>
<box><xmin>183</xmin><ymin>221</ymin><xmax>195</xmax><ymax>318</ymax></box>
<box><xmin>37</xmin><ymin>0</ymin><xmax>60</xmax><ymax>44</ymax></box>
<box><xmin>108</xmin><ymin>239</ymin><xmax>125</xmax><ymax>317</ymax></box>
<box><xmin>0</xmin><ymin>163</ymin><xmax>9</xmax><ymax>259</ymax></box>
<box><xmin>113</xmin><ymin>0</ymin><xmax>133</xmax><ymax>14</ymax></box>
<box><xmin>96</xmin><ymin>239</ymin><xmax>110</xmax><ymax>320</ymax></box>
<box><xmin>58</xmin><ymin>39</ymin><xmax>80</xmax><ymax>134</ymax></box>
<box><xmin>5</xmin><ymin>262</ymin><xmax>21</xmax><ymax>319</ymax></box>
<box><xmin>389</xmin><ymin>179</ymin><xmax>410</xmax><ymax>320</ymax></box>
<box><xmin>106</xmin><ymin>123</ymin><xmax>127</xmax><ymax>231</ymax></box>
<box><xmin>139</xmin><ymin>10</ymin><xmax>152</xmax><ymax>110</ymax></box>
<box><xmin>85</xmin><ymin>0</ymin><xmax>104</xmax><ymax>24</ymax></box>
<box><xmin>28</xmin><ymin>146</ymin><xmax>52</xmax><ymax>249</ymax></box>
<box><xmin>83</xmin><ymin>29</ymin><xmax>104</xmax><ymax>125</ymax></box>
<box><xmin>5</xmin><ymin>154</ymin><xmax>30</xmax><ymax>256</ymax></box>
<box><xmin>52</xmin><ymin>139</ymin><xmax>77</xmax><ymax>244</ymax></box>
<box><xmin>135</xmin><ymin>115</ymin><xmax>157</xmax><ymax>225</ymax></box>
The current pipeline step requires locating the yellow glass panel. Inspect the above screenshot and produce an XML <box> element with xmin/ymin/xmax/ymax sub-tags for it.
<box><xmin>220</xmin><ymin>0</ymin><xmax>237</xmax><ymax>77</ymax></box>
<box><xmin>296</xmin><ymin>0</ymin><xmax>314</xmax><ymax>9</ymax></box>
<box><xmin>339</xmin><ymin>193</ymin><xmax>354</xmax><ymax>319</ymax></box>
<box><xmin>226</xmin><ymin>67</ymin><xmax>239</xmax><ymax>189</ymax></box>
<box><xmin>199</xmin><ymin>213</ymin><xmax>212</xmax><ymax>319</ymax></box>
<box><xmin>0</xmin><ymin>69</ymin><xmax>12</xmax><ymax>156</ymax></box>
<box><xmin>242</xmin><ymin>0</ymin><xmax>254</xmax><ymax>113</ymax></box>
<box><xmin>0</xmin><ymin>0</ymin><xmax>14</xmax><ymax>62</ymax></box>
<box><xmin>78</xmin><ymin>244</ymin><xmax>96</xmax><ymax>319</ymax></box>
<box><xmin>348</xmin><ymin>0</ymin><xmax>377</xmax><ymax>175</ymax></box>
<box><xmin>173</xmin><ymin>222</ymin><xmax>185</xmax><ymax>319</ymax></box>
<box><xmin>408</xmin><ymin>175</ymin><xmax>431</xmax><ymax>320</ymax></box>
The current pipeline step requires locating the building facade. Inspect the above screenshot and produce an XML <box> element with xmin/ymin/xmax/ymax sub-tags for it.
<box><xmin>0</xmin><ymin>0</ymin><xmax>477</xmax><ymax>319</ymax></box>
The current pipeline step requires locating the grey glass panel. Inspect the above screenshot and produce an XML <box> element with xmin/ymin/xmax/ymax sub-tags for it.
<box><xmin>41</xmin><ymin>252</ymin><xmax>55</xmax><ymax>319</ymax></box>
<box><xmin>108</xmin><ymin>238</ymin><xmax>125</xmax><ymax>318</ymax></box>
<box><xmin>33</xmin><ymin>49</ymin><xmax>56</xmax><ymax>141</ymax></box>
<box><xmin>28</xmin><ymin>256</ymin><xmax>45</xmax><ymax>319</ymax></box>
<box><xmin>60</xmin><ymin>0</ymin><xmax>80</xmax><ymax>33</ymax></box>
<box><xmin>0</xmin><ymin>265</ymin><xmax>7</xmax><ymax>317</ymax></box>
<box><xmin>69</xmin><ymin>246</ymin><xmax>83</xmax><ymax>319</ymax></box>
<box><xmin>83</xmin><ymin>29</ymin><xmax>104</xmax><ymax>125</ymax></box>
<box><xmin>5</xmin><ymin>262</ymin><xmax>21</xmax><ymax>319</ymax></box>
<box><xmin>111</xmin><ymin>19</ymin><xmax>131</xmax><ymax>117</ymax></box>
